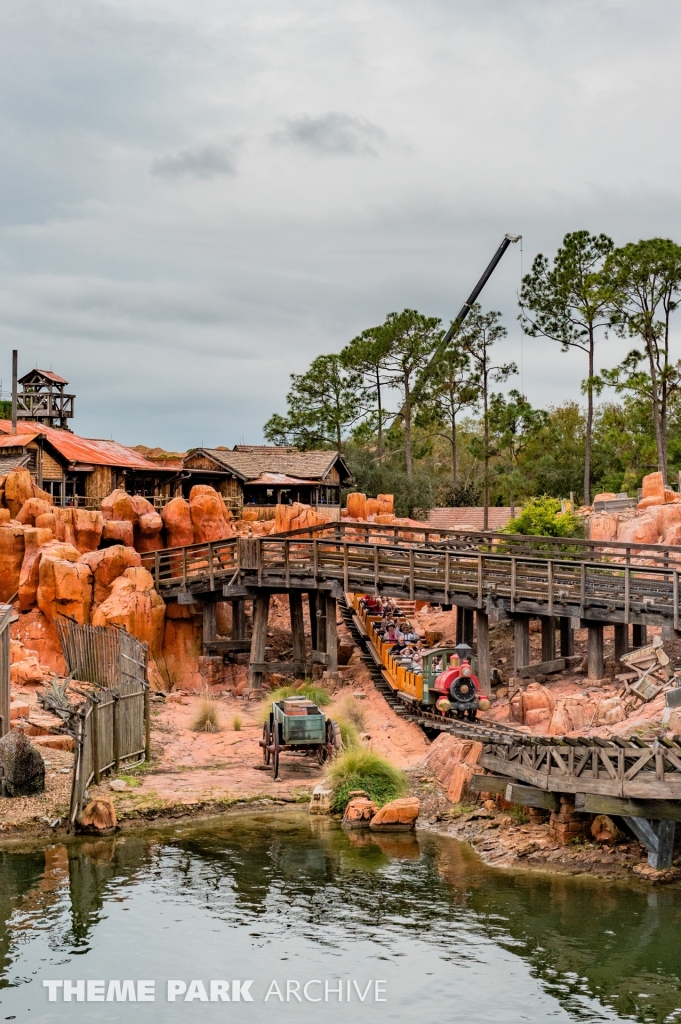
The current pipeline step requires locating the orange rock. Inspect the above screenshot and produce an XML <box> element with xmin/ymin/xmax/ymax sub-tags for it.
<box><xmin>79</xmin><ymin>798</ymin><xmax>117</xmax><ymax>832</ymax></box>
<box><xmin>446</xmin><ymin>763</ymin><xmax>483</xmax><ymax>803</ymax></box>
<box><xmin>131</xmin><ymin>495</ymin><xmax>156</xmax><ymax>518</ymax></box>
<box><xmin>161</xmin><ymin>498</ymin><xmax>194</xmax><ymax>548</ymax></box>
<box><xmin>72</xmin><ymin>509</ymin><xmax>104</xmax><ymax>553</ymax></box>
<box><xmin>18</xmin><ymin>527</ymin><xmax>55</xmax><ymax>611</ymax></box>
<box><xmin>9</xmin><ymin>700</ymin><xmax>29</xmax><ymax>719</ymax></box>
<box><xmin>663</xmin><ymin>523</ymin><xmax>681</xmax><ymax>546</ymax></box>
<box><xmin>366</xmin><ymin>498</ymin><xmax>381</xmax><ymax>517</ymax></box>
<box><xmin>92</xmin><ymin>567</ymin><xmax>165</xmax><ymax>656</ymax></box>
<box><xmin>35</xmin><ymin>512</ymin><xmax>56</xmax><ymax>533</ymax></box>
<box><xmin>273</xmin><ymin>503</ymin><xmax>305</xmax><ymax>533</ymax></box>
<box><xmin>655</xmin><ymin>503</ymin><xmax>681</xmax><ymax>535</ymax></box>
<box><xmin>34</xmin><ymin>734</ymin><xmax>74</xmax><ymax>751</ymax></box>
<box><xmin>101</xmin><ymin>489</ymin><xmax>139</xmax><ymax>523</ymax></box>
<box><xmin>0</xmin><ymin>523</ymin><xmax>25</xmax><ymax>600</ymax></box>
<box><xmin>637</xmin><ymin>496</ymin><xmax>663</xmax><ymax>509</ymax></box>
<box><xmin>0</xmin><ymin>508</ymin><xmax>10</xmax><ymax>525</ymax></box>
<box><xmin>377</xmin><ymin>494</ymin><xmax>394</xmax><ymax>515</ymax></box>
<box><xmin>5</xmin><ymin>468</ymin><xmax>35</xmax><ymax>519</ymax></box>
<box><xmin>102</xmin><ymin>519</ymin><xmax>135</xmax><ymax>546</ymax></box>
<box><xmin>346</xmin><ymin>492</ymin><xmax>367</xmax><ymax>520</ymax></box>
<box><xmin>342</xmin><ymin>796</ymin><xmax>378</xmax><ymax>826</ymax></box>
<box><xmin>369</xmin><ymin>797</ymin><xmax>420</xmax><ymax>829</ymax></box>
<box><xmin>593</xmin><ymin>492</ymin><xmax>617</xmax><ymax>503</ymax></box>
<box><xmin>135</xmin><ymin>512</ymin><xmax>164</xmax><ymax>553</ymax></box>
<box><xmin>241</xmin><ymin>508</ymin><xmax>260</xmax><ymax>522</ymax></box>
<box><xmin>16</xmin><ymin>498</ymin><xmax>53</xmax><ymax>526</ymax></box>
<box><xmin>642</xmin><ymin>471</ymin><xmax>665</xmax><ymax>500</ymax></box>
<box><xmin>189</xmin><ymin>487</ymin><xmax>234</xmax><ymax>543</ymax></box>
<box><xmin>589</xmin><ymin>513</ymin><xmax>618</xmax><ymax>542</ymax></box>
<box><xmin>10</xmin><ymin>650</ymin><xmax>46</xmax><ymax>685</ymax></box>
<box><xmin>37</xmin><ymin>551</ymin><xmax>92</xmax><ymax>624</ymax></box>
<box><xmin>374</xmin><ymin>514</ymin><xmax>397</xmax><ymax>525</ymax></box>
<box><xmin>520</xmin><ymin>682</ymin><xmax>555</xmax><ymax>726</ymax></box>
<box><xmin>160</xmin><ymin>612</ymin><xmax>202</xmax><ymax>688</ymax></box>
<box><xmin>79</xmin><ymin>545</ymin><xmax>142</xmax><ymax>604</ymax></box>
<box><xmin>616</xmin><ymin>514</ymin><xmax>660</xmax><ymax>545</ymax></box>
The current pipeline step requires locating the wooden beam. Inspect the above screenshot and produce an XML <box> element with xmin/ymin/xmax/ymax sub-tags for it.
<box><xmin>559</xmin><ymin>616</ymin><xmax>574</xmax><ymax>657</ymax></box>
<box><xmin>232</xmin><ymin>598</ymin><xmax>246</xmax><ymax>641</ymax></box>
<box><xmin>475</xmin><ymin>610</ymin><xmax>491</xmax><ymax>695</ymax></box>
<box><xmin>632</xmin><ymin>623</ymin><xmax>648</xmax><ymax>648</ymax></box>
<box><xmin>289</xmin><ymin>591</ymin><xmax>306</xmax><ymax>666</ymax></box>
<box><xmin>248</xmin><ymin>662</ymin><xmax>306</xmax><ymax>675</ymax></box>
<box><xmin>587</xmin><ymin>622</ymin><xmax>604</xmax><ymax>679</ymax></box>
<box><xmin>505</xmin><ymin>784</ymin><xmax>560</xmax><ymax>811</ymax></box>
<box><xmin>308</xmin><ymin>592</ymin><xmax>318</xmax><ymax>651</ymax></box>
<box><xmin>311</xmin><ymin>651</ymin><xmax>330</xmax><ymax>665</ymax></box>
<box><xmin>575</xmin><ymin>792</ymin><xmax>681</xmax><ymax>821</ymax></box>
<box><xmin>541</xmin><ymin>616</ymin><xmax>555</xmax><ymax>662</ymax></box>
<box><xmin>614</xmin><ymin>622</ymin><xmax>629</xmax><ymax>662</ymax></box>
<box><xmin>326</xmin><ymin>594</ymin><xmax>338</xmax><ymax>674</ymax></box>
<box><xmin>202</xmin><ymin>600</ymin><xmax>216</xmax><ymax>645</ymax></box>
<box><xmin>248</xmin><ymin>592</ymin><xmax>270</xmax><ymax>690</ymax></box>
<box><xmin>203</xmin><ymin>639</ymin><xmax>251</xmax><ymax>653</ymax></box>
<box><xmin>513</xmin><ymin>616</ymin><xmax>530</xmax><ymax>673</ymax></box>
<box><xmin>470</xmin><ymin>774</ymin><xmax>513</xmax><ymax>794</ymax></box>
<box><xmin>516</xmin><ymin>656</ymin><xmax>581</xmax><ymax>679</ymax></box>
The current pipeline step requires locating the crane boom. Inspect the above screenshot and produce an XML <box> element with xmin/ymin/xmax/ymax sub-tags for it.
<box><xmin>388</xmin><ymin>233</ymin><xmax>521</xmax><ymax>429</ymax></box>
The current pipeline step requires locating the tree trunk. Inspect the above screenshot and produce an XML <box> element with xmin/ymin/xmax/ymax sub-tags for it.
<box><xmin>376</xmin><ymin>368</ymin><xmax>383</xmax><ymax>458</ymax></box>
<box><xmin>483</xmin><ymin>372</ymin><xmax>489</xmax><ymax>530</ymax></box>
<box><xmin>584</xmin><ymin>333</ymin><xmax>594</xmax><ymax>505</ymax></box>
<box><xmin>404</xmin><ymin>374</ymin><xmax>413</xmax><ymax>484</ymax></box>
<box><xmin>646</xmin><ymin>336</ymin><xmax>666</xmax><ymax>479</ymax></box>
<box><xmin>451</xmin><ymin>412</ymin><xmax>457</xmax><ymax>490</ymax></box>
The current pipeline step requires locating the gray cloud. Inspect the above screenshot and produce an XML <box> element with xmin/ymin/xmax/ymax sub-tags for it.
<box><xmin>272</xmin><ymin>113</ymin><xmax>387</xmax><ymax>156</ymax></box>
<box><xmin>152</xmin><ymin>145</ymin><xmax>237</xmax><ymax>179</ymax></box>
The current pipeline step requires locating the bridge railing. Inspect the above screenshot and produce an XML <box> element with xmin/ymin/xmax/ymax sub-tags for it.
<box><xmin>150</xmin><ymin>538</ymin><xmax>238</xmax><ymax>591</ymax></box>
<box><xmin>242</xmin><ymin>533</ymin><xmax>681</xmax><ymax>626</ymax></box>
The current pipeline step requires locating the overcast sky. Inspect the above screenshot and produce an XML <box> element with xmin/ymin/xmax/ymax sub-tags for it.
<box><xmin>1</xmin><ymin>0</ymin><xmax>680</xmax><ymax>450</ymax></box>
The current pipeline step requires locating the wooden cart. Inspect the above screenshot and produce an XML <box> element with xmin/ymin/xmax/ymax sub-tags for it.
<box><xmin>260</xmin><ymin>696</ymin><xmax>341</xmax><ymax>780</ymax></box>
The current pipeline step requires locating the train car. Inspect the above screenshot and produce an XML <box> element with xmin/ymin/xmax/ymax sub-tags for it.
<box><xmin>352</xmin><ymin>594</ymin><xmax>491</xmax><ymax>720</ymax></box>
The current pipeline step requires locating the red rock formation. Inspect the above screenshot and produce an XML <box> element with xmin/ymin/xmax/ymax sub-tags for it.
<box><xmin>16</xmin><ymin>498</ymin><xmax>53</xmax><ymax>526</ymax></box>
<box><xmin>589</xmin><ymin>513</ymin><xmax>619</xmax><ymax>543</ymax></box>
<box><xmin>161</xmin><ymin>497</ymin><xmax>194</xmax><ymax>548</ymax></box>
<box><xmin>73</xmin><ymin>509</ymin><xmax>104</xmax><ymax>553</ymax></box>
<box><xmin>0</xmin><ymin>524</ymin><xmax>26</xmax><ymax>601</ymax></box>
<box><xmin>18</xmin><ymin>527</ymin><xmax>55</xmax><ymax>611</ymax></box>
<box><xmin>102</xmin><ymin>519</ymin><xmax>134</xmax><ymax>546</ymax></box>
<box><xmin>160</xmin><ymin>609</ymin><xmax>204</xmax><ymax>690</ymax></box>
<box><xmin>366</xmin><ymin>498</ymin><xmax>381</xmax><ymax>517</ymax></box>
<box><xmin>35</xmin><ymin>512</ymin><xmax>57</xmax><ymax>533</ymax></box>
<box><xmin>273</xmin><ymin>503</ymin><xmax>305</xmax><ymax>533</ymax></box>
<box><xmin>92</xmin><ymin>567</ymin><xmax>165</xmax><ymax>655</ymax></box>
<box><xmin>370</xmin><ymin>797</ymin><xmax>420</xmax><ymax>830</ymax></box>
<box><xmin>342</xmin><ymin>796</ymin><xmax>377</xmax><ymax>825</ymax></box>
<box><xmin>5</xmin><ymin>469</ymin><xmax>35</xmax><ymax>519</ymax></box>
<box><xmin>377</xmin><ymin>494</ymin><xmax>394</xmax><ymax>514</ymax></box>
<box><xmin>101</xmin><ymin>489</ymin><xmax>139</xmax><ymax>523</ymax></box>
<box><xmin>79</xmin><ymin>545</ymin><xmax>142</xmax><ymax>605</ymax></box>
<box><xmin>135</xmin><ymin>512</ymin><xmax>164</xmax><ymax>553</ymax></box>
<box><xmin>37</xmin><ymin>546</ymin><xmax>92</xmax><ymax>624</ymax></box>
<box><xmin>189</xmin><ymin>486</ymin><xmax>234</xmax><ymax>543</ymax></box>
<box><xmin>346</xmin><ymin>492</ymin><xmax>367</xmax><ymax>520</ymax></box>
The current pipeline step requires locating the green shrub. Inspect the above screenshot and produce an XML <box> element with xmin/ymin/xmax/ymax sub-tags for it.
<box><xmin>504</xmin><ymin>495</ymin><xmax>584</xmax><ymax>538</ymax></box>
<box><xmin>336</xmin><ymin>718</ymin><xmax>360</xmax><ymax>749</ymax></box>
<box><xmin>326</xmin><ymin>749</ymin><xmax>408</xmax><ymax>812</ymax></box>
<box><xmin>336</xmin><ymin>695</ymin><xmax>366</xmax><ymax>731</ymax></box>
<box><xmin>232</xmin><ymin>715</ymin><xmax>242</xmax><ymax>731</ymax></box>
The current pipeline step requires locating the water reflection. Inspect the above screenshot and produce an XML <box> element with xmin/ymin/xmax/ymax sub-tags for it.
<box><xmin>0</xmin><ymin>813</ymin><xmax>679</xmax><ymax>1023</ymax></box>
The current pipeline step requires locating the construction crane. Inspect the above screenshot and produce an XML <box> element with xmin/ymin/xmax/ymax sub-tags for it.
<box><xmin>389</xmin><ymin>233</ymin><xmax>522</xmax><ymax>429</ymax></box>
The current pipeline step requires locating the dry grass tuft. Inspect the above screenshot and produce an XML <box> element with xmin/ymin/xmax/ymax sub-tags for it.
<box><xmin>192</xmin><ymin>697</ymin><xmax>221</xmax><ymax>733</ymax></box>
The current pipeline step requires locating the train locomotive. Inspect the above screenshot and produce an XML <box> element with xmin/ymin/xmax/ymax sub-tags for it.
<box><xmin>353</xmin><ymin>595</ymin><xmax>491</xmax><ymax>720</ymax></box>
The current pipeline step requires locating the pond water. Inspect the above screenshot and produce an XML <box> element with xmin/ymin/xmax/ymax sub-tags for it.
<box><xmin>0</xmin><ymin>812</ymin><xmax>680</xmax><ymax>1024</ymax></box>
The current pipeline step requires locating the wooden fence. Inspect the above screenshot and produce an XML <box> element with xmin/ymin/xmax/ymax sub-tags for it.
<box><xmin>0</xmin><ymin>605</ymin><xmax>12</xmax><ymax>740</ymax></box>
<box><xmin>55</xmin><ymin>619</ymin><xmax>150</xmax><ymax>829</ymax></box>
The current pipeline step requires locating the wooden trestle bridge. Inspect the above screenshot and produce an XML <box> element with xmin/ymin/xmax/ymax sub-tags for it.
<box><xmin>148</xmin><ymin>521</ymin><xmax>681</xmax><ymax>868</ymax></box>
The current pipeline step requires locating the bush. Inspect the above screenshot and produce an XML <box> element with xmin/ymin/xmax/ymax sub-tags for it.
<box><xmin>255</xmin><ymin>683</ymin><xmax>331</xmax><ymax>723</ymax></box>
<box><xmin>326</xmin><ymin>749</ymin><xmax>408</xmax><ymax>812</ymax></box>
<box><xmin>504</xmin><ymin>495</ymin><xmax>584</xmax><ymax>538</ymax></box>
<box><xmin>336</xmin><ymin>718</ymin><xmax>360</xmax><ymax>749</ymax></box>
<box><xmin>336</xmin><ymin>695</ymin><xmax>366</xmax><ymax>731</ymax></box>
<box><xmin>192</xmin><ymin>697</ymin><xmax>221</xmax><ymax>733</ymax></box>
<box><xmin>232</xmin><ymin>715</ymin><xmax>242</xmax><ymax>731</ymax></box>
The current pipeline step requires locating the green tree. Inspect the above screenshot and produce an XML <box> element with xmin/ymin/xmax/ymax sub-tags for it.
<box><xmin>340</xmin><ymin>328</ymin><xmax>393</xmax><ymax>458</ymax></box>
<box><xmin>519</xmin><ymin>230</ymin><xmax>613</xmax><ymax>505</ymax></box>
<box><xmin>460</xmin><ymin>306</ymin><xmax>516</xmax><ymax>528</ymax></box>
<box><xmin>524</xmin><ymin>402</ymin><xmax>586</xmax><ymax>501</ymax></box>
<box><xmin>488</xmin><ymin>390</ymin><xmax>548</xmax><ymax>516</ymax></box>
<box><xmin>598</xmin><ymin>238</ymin><xmax>681</xmax><ymax>479</ymax></box>
<box><xmin>263</xmin><ymin>354</ymin><xmax>363</xmax><ymax>451</ymax></box>
<box><xmin>381</xmin><ymin>309</ymin><xmax>443</xmax><ymax>483</ymax></box>
<box><xmin>416</xmin><ymin>339</ymin><xmax>479</xmax><ymax>491</ymax></box>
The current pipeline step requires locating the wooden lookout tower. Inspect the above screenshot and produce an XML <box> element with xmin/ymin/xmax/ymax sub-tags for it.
<box><xmin>17</xmin><ymin>369</ymin><xmax>75</xmax><ymax>429</ymax></box>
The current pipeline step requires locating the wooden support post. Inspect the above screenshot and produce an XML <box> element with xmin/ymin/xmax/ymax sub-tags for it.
<box><xmin>456</xmin><ymin>607</ymin><xmax>474</xmax><ymax>646</ymax></box>
<box><xmin>248</xmin><ymin>593</ymin><xmax>271</xmax><ymax>690</ymax></box>
<box><xmin>624</xmin><ymin>817</ymin><xmax>676</xmax><ymax>870</ymax></box>
<box><xmin>144</xmin><ymin>686</ymin><xmax>151</xmax><ymax>762</ymax></box>
<box><xmin>326</xmin><ymin>594</ymin><xmax>338</xmax><ymax>676</ymax></box>
<box><xmin>456</xmin><ymin>605</ymin><xmax>463</xmax><ymax>645</ymax></box>
<box><xmin>614</xmin><ymin>622</ymin><xmax>629</xmax><ymax>662</ymax></box>
<box><xmin>202</xmin><ymin>600</ymin><xmax>217</xmax><ymax>648</ymax></box>
<box><xmin>231</xmin><ymin>599</ymin><xmax>246</xmax><ymax>641</ymax></box>
<box><xmin>541</xmin><ymin>616</ymin><xmax>555</xmax><ymax>662</ymax></box>
<box><xmin>632</xmin><ymin>624</ymin><xmax>648</xmax><ymax>648</ymax></box>
<box><xmin>587</xmin><ymin>622</ymin><xmax>604</xmax><ymax>680</ymax></box>
<box><xmin>112</xmin><ymin>696</ymin><xmax>120</xmax><ymax>773</ymax></box>
<box><xmin>308</xmin><ymin>592</ymin><xmax>318</xmax><ymax>651</ymax></box>
<box><xmin>475</xmin><ymin>610</ymin><xmax>491</xmax><ymax>696</ymax></box>
<box><xmin>559</xmin><ymin>617</ymin><xmax>574</xmax><ymax>657</ymax></box>
<box><xmin>289</xmin><ymin>591</ymin><xmax>306</xmax><ymax>672</ymax></box>
<box><xmin>317</xmin><ymin>592</ymin><xmax>327</xmax><ymax>655</ymax></box>
<box><xmin>513</xmin><ymin>616</ymin><xmax>530</xmax><ymax>673</ymax></box>
<box><xmin>91</xmin><ymin>699</ymin><xmax>100</xmax><ymax>785</ymax></box>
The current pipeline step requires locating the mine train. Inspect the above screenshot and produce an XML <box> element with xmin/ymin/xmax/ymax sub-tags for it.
<box><xmin>353</xmin><ymin>595</ymin><xmax>491</xmax><ymax>720</ymax></box>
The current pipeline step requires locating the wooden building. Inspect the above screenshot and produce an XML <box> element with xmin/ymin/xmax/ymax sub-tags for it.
<box><xmin>0</xmin><ymin>421</ymin><xmax>177</xmax><ymax>506</ymax></box>
<box><xmin>16</xmin><ymin>369</ymin><xmax>75</xmax><ymax>429</ymax></box>
<box><xmin>181</xmin><ymin>445</ymin><xmax>352</xmax><ymax>519</ymax></box>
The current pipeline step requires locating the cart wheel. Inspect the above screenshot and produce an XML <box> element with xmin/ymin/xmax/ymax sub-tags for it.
<box><xmin>272</xmin><ymin>723</ymin><xmax>281</xmax><ymax>781</ymax></box>
<box><xmin>262</xmin><ymin>722</ymin><xmax>271</xmax><ymax>765</ymax></box>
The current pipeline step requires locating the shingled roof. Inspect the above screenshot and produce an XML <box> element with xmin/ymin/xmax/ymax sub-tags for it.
<box><xmin>186</xmin><ymin>447</ymin><xmax>352</xmax><ymax>483</ymax></box>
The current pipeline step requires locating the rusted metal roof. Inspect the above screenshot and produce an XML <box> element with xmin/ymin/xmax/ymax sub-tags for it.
<box><xmin>247</xmin><ymin>472</ymin><xmax>319</xmax><ymax>486</ymax></box>
<box><xmin>0</xmin><ymin>421</ymin><xmax>162</xmax><ymax>470</ymax></box>
<box><xmin>18</xmin><ymin>369</ymin><xmax>69</xmax><ymax>385</ymax></box>
<box><xmin>0</xmin><ymin>432</ymin><xmax>40</xmax><ymax>448</ymax></box>
<box><xmin>0</xmin><ymin>452</ymin><xmax>31</xmax><ymax>473</ymax></box>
